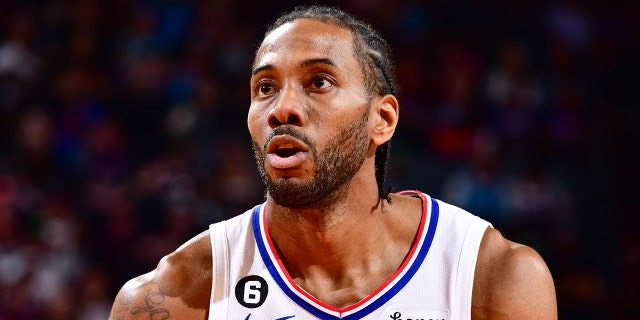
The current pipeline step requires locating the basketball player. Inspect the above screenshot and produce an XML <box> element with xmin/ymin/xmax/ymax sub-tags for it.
<box><xmin>109</xmin><ymin>6</ymin><xmax>557</xmax><ymax>319</ymax></box>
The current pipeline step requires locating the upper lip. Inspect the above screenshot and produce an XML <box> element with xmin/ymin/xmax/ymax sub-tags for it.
<box><xmin>266</xmin><ymin>135</ymin><xmax>309</xmax><ymax>154</ymax></box>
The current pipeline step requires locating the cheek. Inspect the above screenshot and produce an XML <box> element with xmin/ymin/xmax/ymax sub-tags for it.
<box><xmin>247</xmin><ymin>105</ymin><xmax>265</xmax><ymax>139</ymax></box>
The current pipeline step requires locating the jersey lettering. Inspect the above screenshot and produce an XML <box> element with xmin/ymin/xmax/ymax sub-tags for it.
<box><xmin>388</xmin><ymin>311</ymin><xmax>448</xmax><ymax>320</ymax></box>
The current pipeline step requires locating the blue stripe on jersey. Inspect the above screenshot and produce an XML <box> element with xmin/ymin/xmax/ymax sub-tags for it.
<box><xmin>252</xmin><ymin>198</ymin><xmax>440</xmax><ymax>319</ymax></box>
<box><xmin>252</xmin><ymin>206</ymin><xmax>341</xmax><ymax>319</ymax></box>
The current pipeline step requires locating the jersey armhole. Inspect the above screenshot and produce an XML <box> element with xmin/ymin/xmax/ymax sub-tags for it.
<box><xmin>455</xmin><ymin>218</ymin><xmax>491</xmax><ymax>320</ymax></box>
<box><xmin>209</xmin><ymin>221</ymin><xmax>230</xmax><ymax>319</ymax></box>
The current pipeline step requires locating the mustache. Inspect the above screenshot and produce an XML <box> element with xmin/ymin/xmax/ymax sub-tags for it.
<box><xmin>263</xmin><ymin>125</ymin><xmax>314</xmax><ymax>152</ymax></box>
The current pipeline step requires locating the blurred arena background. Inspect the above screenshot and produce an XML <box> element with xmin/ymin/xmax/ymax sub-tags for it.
<box><xmin>0</xmin><ymin>0</ymin><xmax>637</xmax><ymax>318</ymax></box>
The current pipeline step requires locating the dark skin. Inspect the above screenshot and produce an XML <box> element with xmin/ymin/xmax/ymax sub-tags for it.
<box><xmin>109</xmin><ymin>19</ymin><xmax>557</xmax><ymax>319</ymax></box>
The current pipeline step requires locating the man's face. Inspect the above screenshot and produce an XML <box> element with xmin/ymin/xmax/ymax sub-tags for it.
<box><xmin>248</xmin><ymin>18</ymin><xmax>373</xmax><ymax>209</ymax></box>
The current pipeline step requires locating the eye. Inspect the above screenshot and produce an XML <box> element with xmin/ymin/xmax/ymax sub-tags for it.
<box><xmin>260</xmin><ymin>83</ymin><xmax>273</xmax><ymax>94</ymax></box>
<box><xmin>309</xmin><ymin>76</ymin><xmax>332</xmax><ymax>90</ymax></box>
<box><xmin>255</xmin><ymin>81</ymin><xmax>277</xmax><ymax>97</ymax></box>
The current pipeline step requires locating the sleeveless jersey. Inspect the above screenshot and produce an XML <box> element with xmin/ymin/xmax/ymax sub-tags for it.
<box><xmin>208</xmin><ymin>192</ymin><xmax>491</xmax><ymax>320</ymax></box>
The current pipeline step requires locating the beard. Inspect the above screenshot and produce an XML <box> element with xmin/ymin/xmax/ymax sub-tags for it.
<box><xmin>252</xmin><ymin>108</ymin><xmax>370</xmax><ymax>209</ymax></box>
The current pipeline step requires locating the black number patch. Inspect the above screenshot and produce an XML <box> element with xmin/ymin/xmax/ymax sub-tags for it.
<box><xmin>235</xmin><ymin>275</ymin><xmax>268</xmax><ymax>308</ymax></box>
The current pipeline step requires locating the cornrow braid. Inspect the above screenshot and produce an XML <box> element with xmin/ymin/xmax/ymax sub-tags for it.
<box><xmin>262</xmin><ymin>5</ymin><xmax>399</xmax><ymax>202</ymax></box>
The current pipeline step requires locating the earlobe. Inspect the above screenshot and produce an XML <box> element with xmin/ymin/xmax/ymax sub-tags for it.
<box><xmin>371</xmin><ymin>94</ymin><xmax>399</xmax><ymax>146</ymax></box>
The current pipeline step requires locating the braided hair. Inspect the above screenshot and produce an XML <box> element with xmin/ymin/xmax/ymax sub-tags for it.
<box><xmin>261</xmin><ymin>6</ymin><xmax>399</xmax><ymax>202</ymax></box>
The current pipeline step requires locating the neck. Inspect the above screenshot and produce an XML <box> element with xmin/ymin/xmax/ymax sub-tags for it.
<box><xmin>264</xmin><ymin>187</ymin><xmax>423</xmax><ymax>307</ymax></box>
<box><xmin>270</xmin><ymin>168</ymin><xmax>380</xmax><ymax>254</ymax></box>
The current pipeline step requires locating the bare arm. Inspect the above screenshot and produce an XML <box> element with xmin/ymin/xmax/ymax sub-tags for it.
<box><xmin>109</xmin><ymin>271</ymin><xmax>177</xmax><ymax>320</ymax></box>
<box><xmin>472</xmin><ymin>228</ymin><xmax>557</xmax><ymax>319</ymax></box>
<box><xmin>109</xmin><ymin>231</ymin><xmax>213</xmax><ymax>320</ymax></box>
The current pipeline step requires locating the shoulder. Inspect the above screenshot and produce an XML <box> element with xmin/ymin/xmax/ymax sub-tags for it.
<box><xmin>472</xmin><ymin>227</ymin><xmax>557</xmax><ymax>319</ymax></box>
<box><xmin>109</xmin><ymin>230</ymin><xmax>213</xmax><ymax>320</ymax></box>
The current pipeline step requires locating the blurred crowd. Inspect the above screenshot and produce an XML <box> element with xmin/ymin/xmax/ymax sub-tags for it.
<box><xmin>0</xmin><ymin>0</ymin><xmax>637</xmax><ymax>319</ymax></box>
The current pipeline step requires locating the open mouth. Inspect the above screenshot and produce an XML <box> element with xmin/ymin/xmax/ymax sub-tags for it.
<box><xmin>274</xmin><ymin>145</ymin><xmax>301</xmax><ymax>158</ymax></box>
<box><xmin>265</xmin><ymin>135</ymin><xmax>309</xmax><ymax>169</ymax></box>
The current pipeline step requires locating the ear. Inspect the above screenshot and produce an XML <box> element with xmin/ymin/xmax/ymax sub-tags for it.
<box><xmin>370</xmin><ymin>94</ymin><xmax>399</xmax><ymax>146</ymax></box>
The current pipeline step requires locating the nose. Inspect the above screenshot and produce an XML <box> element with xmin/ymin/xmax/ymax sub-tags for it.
<box><xmin>267</xmin><ymin>86</ymin><xmax>305</xmax><ymax>128</ymax></box>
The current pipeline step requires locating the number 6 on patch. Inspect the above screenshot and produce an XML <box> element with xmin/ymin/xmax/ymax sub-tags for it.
<box><xmin>235</xmin><ymin>275</ymin><xmax>269</xmax><ymax>308</ymax></box>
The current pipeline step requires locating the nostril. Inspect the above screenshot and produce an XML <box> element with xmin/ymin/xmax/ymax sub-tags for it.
<box><xmin>268</xmin><ymin>116</ymin><xmax>282</xmax><ymax>128</ymax></box>
<box><xmin>268</xmin><ymin>113</ymin><xmax>302</xmax><ymax>128</ymax></box>
<box><xmin>287</xmin><ymin>114</ymin><xmax>301</xmax><ymax>125</ymax></box>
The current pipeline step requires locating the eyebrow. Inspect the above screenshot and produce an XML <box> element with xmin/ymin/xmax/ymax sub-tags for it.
<box><xmin>251</xmin><ymin>64</ymin><xmax>273</xmax><ymax>76</ymax></box>
<box><xmin>251</xmin><ymin>58</ymin><xmax>336</xmax><ymax>76</ymax></box>
<box><xmin>300</xmin><ymin>58</ymin><xmax>335</xmax><ymax>69</ymax></box>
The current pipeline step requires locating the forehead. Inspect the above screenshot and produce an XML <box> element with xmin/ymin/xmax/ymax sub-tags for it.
<box><xmin>254</xmin><ymin>19</ymin><xmax>357</xmax><ymax>72</ymax></box>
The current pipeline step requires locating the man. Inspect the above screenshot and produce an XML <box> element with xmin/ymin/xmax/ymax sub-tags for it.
<box><xmin>109</xmin><ymin>6</ymin><xmax>557</xmax><ymax>319</ymax></box>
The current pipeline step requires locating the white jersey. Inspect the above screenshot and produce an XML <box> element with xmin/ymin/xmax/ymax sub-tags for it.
<box><xmin>208</xmin><ymin>192</ymin><xmax>491</xmax><ymax>320</ymax></box>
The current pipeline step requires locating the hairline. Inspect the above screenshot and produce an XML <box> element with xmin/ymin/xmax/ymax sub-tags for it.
<box><xmin>259</xmin><ymin>17</ymin><xmax>377</xmax><ymax>99</ymax></box>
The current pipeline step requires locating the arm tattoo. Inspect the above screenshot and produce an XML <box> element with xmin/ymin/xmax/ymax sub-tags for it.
<box><xmin>131</xmin><ymin>290</ymin><xmax>171</xmax><ymax>320</ymax></box>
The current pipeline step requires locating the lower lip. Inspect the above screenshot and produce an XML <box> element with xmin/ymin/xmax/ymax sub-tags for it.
<box><xmin>267</xmin><ymin>151</ymin><xmax>307</xmax><ymax>169</ymax></box>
